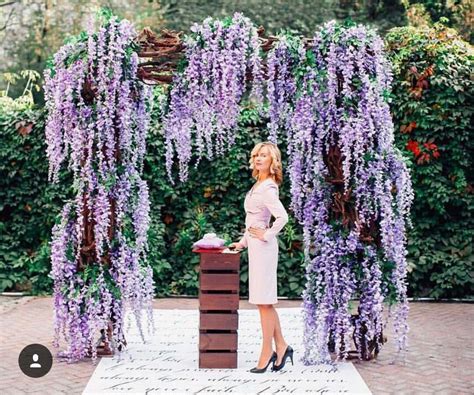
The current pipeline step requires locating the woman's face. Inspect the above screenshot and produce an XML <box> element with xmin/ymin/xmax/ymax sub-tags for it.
<box><xmin>254</xmin><ymin>146</ymin><xmax>272</xmax><ymax>174</ymax></box>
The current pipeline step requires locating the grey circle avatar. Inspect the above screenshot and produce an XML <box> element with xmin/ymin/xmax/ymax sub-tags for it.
<box><xmin>18</xmin><ymin>344</ymin><xmax>53</xmax><ymax>378</ymax></box>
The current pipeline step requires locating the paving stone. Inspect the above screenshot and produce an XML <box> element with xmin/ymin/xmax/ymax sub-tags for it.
<box><xmin>0</xmin><ymin>297</ymin><xmax>472</xmax><ymax>394</ymax></box>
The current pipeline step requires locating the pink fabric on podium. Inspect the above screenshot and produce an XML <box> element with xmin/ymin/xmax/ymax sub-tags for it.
<box><xmin>238</xmin><ymin>178</ymin><xmax>289</xmax><ymax>305</ymax></box>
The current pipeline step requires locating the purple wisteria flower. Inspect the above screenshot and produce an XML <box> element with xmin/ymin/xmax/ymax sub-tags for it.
<box><xmin>266</xmin><ymin>34</ymin><xmax>305</xmax><ymax>145</ymax></box>
<box><xmin>266</xmin><ymin>21</ymin><xmax>413</xmax><ymax>364</ymax></box>
<box><xmin>162</xmin><ymin>13</ymin><xmax>264</xmax><ymax>184</ymax></box>
<box><xmin>44</xmin><ymin>14</ymin><xmax>155</xmax><ymax>362</ymax></box>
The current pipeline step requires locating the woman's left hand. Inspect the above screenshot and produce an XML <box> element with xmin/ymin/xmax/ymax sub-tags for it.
<box><xmin>248</xmin><ymin>227</ymin><xmax>267</xmax><ymax>241</ymax></box>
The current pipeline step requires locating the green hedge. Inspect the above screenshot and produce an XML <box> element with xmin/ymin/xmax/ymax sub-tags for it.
<box><xmin>386</xmin><ymin>23</ymin><xmax>474</xmax><ymax>298</ymax></box>
<box><xmin>142</xmin><ymin>98</ymin><xmax>307</xmax><ymax>297</ymax></box>
<box><xmin>1</xmin><ymin>23</ymin><xmax>472</xmax><ymax>299</ymax></box>
<box><xmin>0</xmin><ymin>108</ymin><xmax>71</xmax><ymax>293</ymax></box>
<box><xmin>0</xmin><ymin>99</ymin><xmax>307</xmax><ymax>298</ymax></box>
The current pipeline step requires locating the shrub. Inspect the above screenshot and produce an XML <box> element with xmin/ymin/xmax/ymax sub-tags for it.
<box><xmin>385</xmin><ymin>22</ymin><xmax>474</xmax><ymax>298</ymax></box>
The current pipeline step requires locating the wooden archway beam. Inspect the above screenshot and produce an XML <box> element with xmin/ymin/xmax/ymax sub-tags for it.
<box><xmin>135</xmin><ymin>26</ymin><xmax>314</xmax><ymax>85</ymax></box>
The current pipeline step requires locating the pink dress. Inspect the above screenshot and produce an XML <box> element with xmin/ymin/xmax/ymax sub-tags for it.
<box><xmin>238</xmin><ymin>178</ymin><xmax>289</xmax><ymax>305</ymax></box>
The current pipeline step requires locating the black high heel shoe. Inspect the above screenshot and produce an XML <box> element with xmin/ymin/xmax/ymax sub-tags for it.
<box><xmin>272</xmin><ymin>345</ymin><xmax>294</xmax><ymax>372</ymax></box>
<box><xmin>250</xmin><ymin>351</ymin><xmax>277</xmax><ymax>373</ymax></box>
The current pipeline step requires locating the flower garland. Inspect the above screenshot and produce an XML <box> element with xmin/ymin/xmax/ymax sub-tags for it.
<box><xmin>162</xmin><ymin>13</ymin><xmax>263</xmax><ymax>184</ymax></box>
<box><xmin>44</xmin><ymin>12</ymin><xmax>154</xmax><ymax>362</ymax></box>
<box><xmin>266</xmin><ymin>21</ymin><xmax>413</xmax><ymax>364</ymax></box>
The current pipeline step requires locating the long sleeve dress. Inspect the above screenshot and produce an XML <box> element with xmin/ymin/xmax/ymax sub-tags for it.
<box><xmin>238</xmin><ymin>178</ymin><xmax>289</xmax><ymax>305</ymax></box>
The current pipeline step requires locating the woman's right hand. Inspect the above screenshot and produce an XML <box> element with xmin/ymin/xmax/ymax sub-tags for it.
<box><xmin>229</xmin><ymin>242</ymin><xmax>244</xmax><ymax>250</ymax></box>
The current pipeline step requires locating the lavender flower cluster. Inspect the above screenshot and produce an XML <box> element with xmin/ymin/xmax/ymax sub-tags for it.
<box><xmin>163</xmin><ymin>12</ymin><xmax>264</xmax><ymax>184</ymax></box>
<box><xmin>266</xmin><ymin>34</ymin><xmax>306</xmax><ymax>144</ymax></box>
<box><xmin>44</xmin><ymin>16</ymin><xmax>155</xmax><ymax>362</ymax></box>
<box><xmin>266</xmin><ymin>22</ymin><xmax>414</xmax><ymax>364</ymax></box>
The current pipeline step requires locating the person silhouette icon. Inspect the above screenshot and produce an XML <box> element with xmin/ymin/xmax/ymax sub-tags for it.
<box><xmin>19</xmin><ymin>344</ymin><xmax>52</xmax><ymax>378</ymax></box>
<box><xmin>29</xmin><ymin>354</ymin><xmax>41</xmax><ymax>368</ymax></box>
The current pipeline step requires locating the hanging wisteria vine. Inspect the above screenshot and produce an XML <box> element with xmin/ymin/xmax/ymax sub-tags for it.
<box><xmin>162</xmin><ymin>12</ymin><xmax>264</xmax><ymax>184</ymax></box>
<box><xmin>266</xmin><ymin>34</ymin><xmax>306</xmax><ymax>145</ymax></box>
<box><xmin>44</xmin><ymin>12</ymin><xmax>155</xmax><ymax>363</ymax></box>
<box><xmin>266</xmin><ymin>21</ymin><xmax>413</xmax><ymax>364</ymax></box>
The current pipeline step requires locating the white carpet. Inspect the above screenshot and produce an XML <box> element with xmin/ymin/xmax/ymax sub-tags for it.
<box><xmin>83</xmin><ymin>308</ymin><xmax>371</xmax><ymax>394</ymax></box>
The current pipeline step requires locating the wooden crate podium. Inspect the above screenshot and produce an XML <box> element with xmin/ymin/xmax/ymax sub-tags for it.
<box><xmin>193</xmin><ymin>247</ymin><xmax>240</xmax><ymax>369</ymax></box>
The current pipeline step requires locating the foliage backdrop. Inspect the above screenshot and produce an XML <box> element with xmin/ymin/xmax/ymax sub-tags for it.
<box><xmin>158</xmin><ymin>0</ymin><xmax>406</xmax><ymax>36</ymax></box>
<box><xmin>0</xmin><ymin>109</ymin><xmax>70</xmax><ymax>293</ymax></box>
<box><xmin>0</xmin><ymin>18</ymin><xmax>472</xmax><ymax>300</ymax></box>
<box><xmin>386</xmin><ymin>23</ymin><xmax>474</xmax><ymax>298</ymax></box>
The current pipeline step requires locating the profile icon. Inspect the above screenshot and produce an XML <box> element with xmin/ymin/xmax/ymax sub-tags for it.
<box><xmin>30</xmin><ymin>353</ymin><xmax>42</xmax><ymax>368</ymax></box>
<box><xmin>19</xmin><ymin>344</ymin><xmax>52</xmax><ymax>378</ymax></box>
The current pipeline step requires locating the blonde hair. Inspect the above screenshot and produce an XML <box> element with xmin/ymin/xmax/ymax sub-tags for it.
<box><xmin>249</xmin><ymin>141</ymin><xmax>283</xmax><ymax>186</ymax></box>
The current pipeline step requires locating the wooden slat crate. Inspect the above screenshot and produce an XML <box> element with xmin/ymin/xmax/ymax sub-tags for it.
<box><xmin>193</xmin><ymin>247</ymin><xmax>240</xmax><ymax>369</ymax></box>
<box><xmin>199</xmin><ymin>332</ymin><xmax>238</xmax><ymax>350</ymax></box>
<box><xmin>200</xmin><ymin>313</ymin><xmax>238</xmax><ymax>330</ymax></box>
<box><xmin>200</xmin><ymin>273</ymin><xmax>239</xmax><ymax>291</ymax></box>
<box><xmin>198</xmin><ymin>291</ymin><xmax>239</xmax><ymax>310</ymax></box>
<box><xmin>199</xmin><ymin>351</ymin><xmax>237</xmax><ymax>369</ymax></box>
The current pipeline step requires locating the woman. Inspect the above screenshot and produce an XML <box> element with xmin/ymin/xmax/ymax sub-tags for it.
<box><xmin>230</xmin><ymin>141</ymin><xmax>294</xmax><ymax>373</ymax></box>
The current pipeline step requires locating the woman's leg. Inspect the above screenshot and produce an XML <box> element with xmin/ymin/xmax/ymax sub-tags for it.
<box><xmin>271</xmin><ymin>307</ymin><xmax>289</xmax><ymax>365</ymax></box>
<box><xmin>256</xmin><ymin>304</ymin><xmax>276</xmax><ymax>368</ymax></box>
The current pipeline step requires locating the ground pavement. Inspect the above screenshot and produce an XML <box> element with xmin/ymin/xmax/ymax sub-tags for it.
<box><xmin>0</xmin><ymin>296</ymin><xmax>472</xmax><ymax>394</ymax></box>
